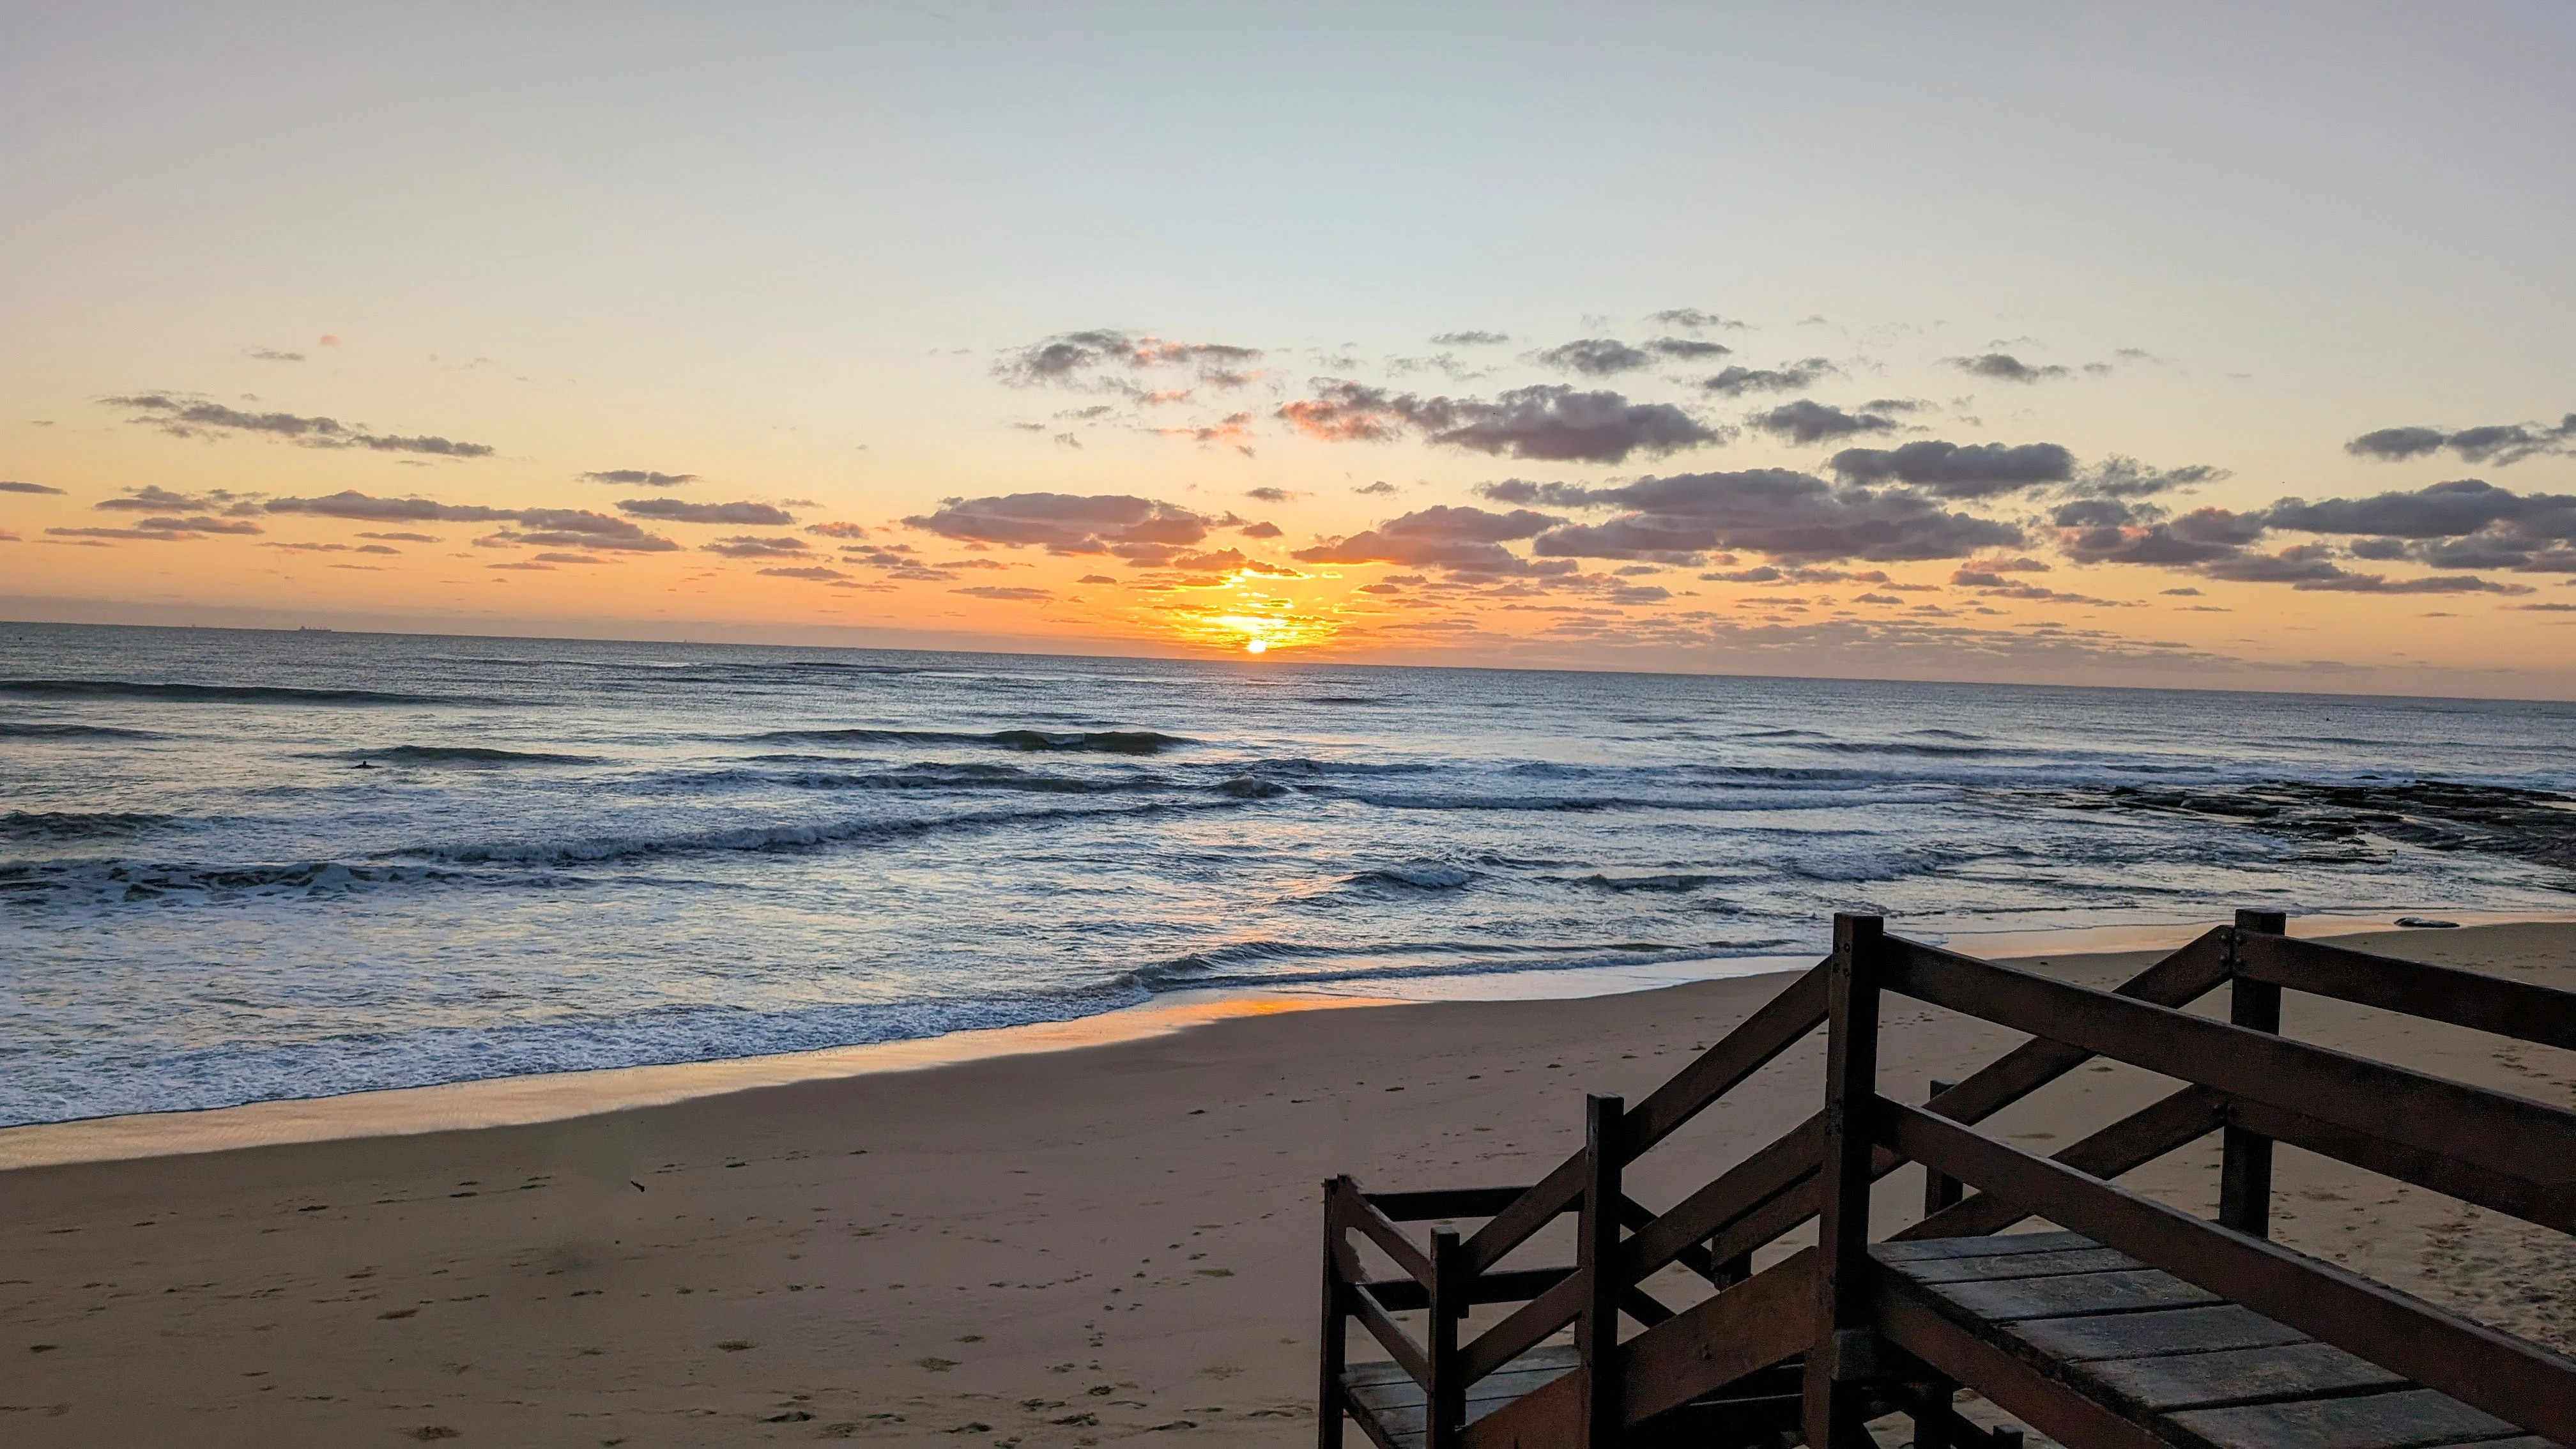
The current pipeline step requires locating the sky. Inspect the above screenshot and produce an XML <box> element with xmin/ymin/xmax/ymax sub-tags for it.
<box><xmin>4</xmin><ymin>3</ymin><xmax>2573</xmax><ymax>695</ymax></box>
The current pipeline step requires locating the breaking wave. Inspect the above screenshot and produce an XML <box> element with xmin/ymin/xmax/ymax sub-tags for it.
<box><xmin>0</xmin><ymin>679</ymin><xmax>464</xmax><ymax>705</ymax></box>
<box><xmin>749</xmin><ymin>726</ymin><xmax>1190</xmax><ymax>755</ymax></box>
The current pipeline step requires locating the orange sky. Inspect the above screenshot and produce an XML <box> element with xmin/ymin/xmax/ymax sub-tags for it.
<box><xmin>4</xmin><ymin>8</ymin><xmax>2572</xmax><ymax>696</ymax></box>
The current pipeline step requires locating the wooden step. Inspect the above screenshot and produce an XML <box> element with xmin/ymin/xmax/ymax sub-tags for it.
<box><xmin>1873</xmin><ymin>1233</ymin><xmax>2556</xmax><ymax>1449</ymax></box>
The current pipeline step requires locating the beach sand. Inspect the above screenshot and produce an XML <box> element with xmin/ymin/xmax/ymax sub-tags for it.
<box><xmin>3</xmin><ymin>922</ymin><xmax>2571</xmax><ymax>1447</ymax></box>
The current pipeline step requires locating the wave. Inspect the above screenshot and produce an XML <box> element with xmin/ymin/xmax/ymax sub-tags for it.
<box><xmin>0</xmin><ymin>721</ymin><xmax>162</xmax><ymax>739</ymax></box>
<box><xmin>0</xmin><ymin>679</ymin><xmax>463</xmax><ymax>706</ymax></box>
<box><xmin>0</xmin><ymin>858</ymin><xmax>476</xmax><ymax>901</ymax></box>
<box><xmin>401</xmin><ymin>797</ymin><xmax>1212</xmax><ymax>868</ymax></box>
<box><xmin>1123</xmin><ymin>935</ymin><xmax>1800</xmax><ymax>993</ymax></box>
<box><xmin>0</xmin><ymin>811</ymin><xmax>175</xmax><ymax>841</ymax></box>
<box><xmin>346</xmin><ymin>745</ymin><xmax>602</xmax><ymax>765</ymax></box>
<box><xmin>749</xmin><ymin>726</ymin><xmax>1190</xmax><ymax>755</ymax></box>
<box><xmin>1580</xmin><ymin>872</ymin><xmax>1724</xmax><ymax>893</ymax></box>
<box><xmin>1344</xmin><ymin>862</ymin><xmax>1476</xmax><ymax>889</ymax></box>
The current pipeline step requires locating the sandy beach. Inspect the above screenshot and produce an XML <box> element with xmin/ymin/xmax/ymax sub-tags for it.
<box><xmin>4</xmin><ymin>921</ymin><xmax>2572</xmax><ymax>1447</ymax></box>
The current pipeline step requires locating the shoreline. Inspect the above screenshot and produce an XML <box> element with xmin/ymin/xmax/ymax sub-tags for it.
<box><xmin>7</xmin><ymin>907</ymin><xmax>2566</xmax><ymax>1174</ymax></box>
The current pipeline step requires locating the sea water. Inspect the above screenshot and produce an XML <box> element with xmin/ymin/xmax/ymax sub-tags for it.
<box><xmin>2</xmin><ymin>621</ymin><xmax>2570</xmax><ymax>1127</ymax></box>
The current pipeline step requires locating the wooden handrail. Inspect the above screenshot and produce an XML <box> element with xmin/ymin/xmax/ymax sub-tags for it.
<box><xmin>1882</xmin><ymin>936</ymin><xmax>2576</xmax><ymax>1205</ymax></box>
<box><xmin>1349</xmin><ymin>1282</ymin><xmax>1431</xmax><ymax>1390</ymax></box>
<box><xmin>1878</xmin><ymin>1098</ymin><xmax>2576</xmax><ymax>1445</ymax></box>
<box><xmin>2235</xmin><ymin>930</ymin><xmax>2576</xmax><ymax>1050</ymax></box>
<box><xmin>1339</xmin><ymin>1182</ymin><xmax>1435</xmax><ymax>1285</ymax></box>
<box><xmin>1896</xmin><ymin>1085</ymin><xmax>2225</xmax><ymax>1241</ymax></box>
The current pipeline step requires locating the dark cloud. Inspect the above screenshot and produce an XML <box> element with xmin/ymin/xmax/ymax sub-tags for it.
<box><xmin>95</xmin><ymin>484</ymin><xmax>245</xmax><ymax>512</ymax></box>
<box><xmin>2055</xmin><ymin>504</ymin><xmax>2266</xmax><ymax>565</ymax></box>
<box><xmin>1646</xmin><ymin>309</ymin><xmax>1748</xmax><ymax>332</ymax></box>
<box><xmin>1280</xmin><ymin>382</ymin><xmax>1720</xmax><ymax>463</ymax></box>
<box><xmin>804</xmin><ymin>521</ymin><xmax>870</xmax><ymax>539</ymax></box>
<box><xmin>265</xmin><ymin>491</ymin><xmax>520</xmax><ymax>523</ymax></box>
<box><xmin>759</xmin><ymin>565</ymin><xmax>850</xmax><ymax>581</ymax></box>
<box><xmin>105</xmin><ymin>394</ymin><xmax>494</xmax><ymax>456</ymax></box>
<box><xmin>619</xmin><ymin>498</ymin><xmax>797</xmax><ymax>526</ymax></box>
<box><xmin>502</xmin><ymin>510</ymin><xmax>684</xmax><ymax>552</ymax></box>
<box><xmin>358</xmin><ymin>532</ymin><xmax>438</xmax><ymax>543</ymax></box>
<box><xmin>1828</xmin><ymin>440</ymin><xmax>2076</xmax><ymax>499</ymax></box>
<box><xmin>581</xmin><ymin>468</ymin><xmax>699</xmax><ymax>487</ymax></box>
<box><xmin>996</xmin><ymin>330</ymin><xmax>1262</xmax><ymax>390</ymax></box>
<box><xmin>1535</xmin><ymin>339</ymin><xmax>1653</xmax><ymax>375</ymax></box>
<box><xmin>532</xmin><ymin>552</ymin><xmax>603</xmax><ymax>564</ymax></box>
<box><xmin>954</xmin><ymin>585</ymin><xmax>1053</xmax><ymax>601</ymax></box>
<box><xmin>2345</xmin><ymin>415</ymin><xmax>2575</xmax><ymax>467</ymax></box>
<box><xmin>1701</xmin><ymin>359</ymin><xmax>1836</xmax><ymax>397</ymax></box>
<box><xmin>45</xmin><ymin>514</ymin><xmax>263</xmax><ymax>542</ymax></box>
<box><xmin>1647</xmin><ymin>337</ymin><xmax>1732</xmax><ymax>360</ymax></box>
<box><xmin>702</xmin><ymin>535</ymin><xmax>809</xmax><ymax>558</ymax></box>
<box><xmin>1491</xmin><ymin>468</ymin><xmax>2023</xmax><ymax>565</ymax></box>
<box><xmin>905</xmin><ymin>493</ymin><xmax>1215</xmax><ymax>558</ymax></box>
<box><xmin>1942</xmin><ymin>353</ymin><xmax>2071</xmax><ymax>384</ymax></box>
<box><xmin>1292</xmin><ymin>505</ymin><xmax>1571</xmax><ymax>576</ymax></box>
<box><xmin>1745</xmin><ymin>399</ymin><xmax>1901</xmax><ymax>445</ymax></box>
<box><xmin>1353</xmin><ymin>481</ymin><xmax>1399</xmax><ymax>496</ymax></box>
<box><xmin>0</xmin><ymin>480</ymin><xmax>63</xmax><ymax>494</ymax></box>
<box><xmin>2071</xmin><ymin>457</ymin><xmax>2229</xmax><ymax>499</ymax></box>
<box><xmin>1238</xmin><ymin>520</ymin><xmax>1284</xmax><ymax>539</ymax></box>
<box><xmin>2258</xmin><ymin>477</ymin><xmax>2576</xmax><ymax>575</ymax></box>
<box><xmin>1430</xmin><ymin>330</ymin><xmax>1509</xmax><ymax>347</ymax></box>
<box><xmin>1245</xmin><ymin>487</ymin><xmax>1295</xmax><ymax>503</ymax></box>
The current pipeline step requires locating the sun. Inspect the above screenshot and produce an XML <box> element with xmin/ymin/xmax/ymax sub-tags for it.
<box><xmin>1245</xmin><ymin>639</ymin><xmax>1268</xmax><ymax>654</ymax></box>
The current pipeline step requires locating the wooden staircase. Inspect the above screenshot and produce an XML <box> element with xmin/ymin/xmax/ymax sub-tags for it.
<box><xmin>1319</xmin><ymin>912</ymin><xmax>2576</xmax><ymax>1449</ymax></box>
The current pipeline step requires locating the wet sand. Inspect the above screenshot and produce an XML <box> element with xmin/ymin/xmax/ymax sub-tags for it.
<box><xmin>2</xmin><ymin>922</ymin><xmax>2570</xmax><ymax>1446</ymax></box>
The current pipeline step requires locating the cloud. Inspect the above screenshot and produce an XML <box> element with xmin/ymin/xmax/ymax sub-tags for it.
<box><xmin>905</xmin><ymin>493</ymin><xmax>1220</xmax><ymax>563</ymax></box>
<box><xmin>95</xmin><ymin>484</ymin><xmax>241</xmax><ymax>512</ymax></box>
<box><xmin>997</xmin><ymin>330</ymin><xmax>1262</xmax><ymax>390</ymax></box>
<box><xmin>1245</xmin><ymin>487</ymin><xmax>1295</xmax><ymax>503</ymax></box>
<box><xmin>357</xmin><ymin>531</ymin><xmax>438</xmax><ymax>542</ymax></box>
<box><xmin>2054</xmin><ymin>503</ymin><xmax>2266</xmax><ymax>565</ymax></box>
<box><xmin>1077</xmin><ymin>574</ymin><xmax>1117</xmax><ymax>585</ymax></box>
<box><xmin>487</xmin><ymin>561</ymin><xmax>553</xmax><ymax>571</ymax></box>
<box><xmin>1647</xmin><ymin>337</ymin><xmax>1732</xmax><ymax>360</ymax></box>
<box><xmin>1293</xmin><ymin>505</ymin><xmax>1572</xmax><ymax>576</ymax></box>
<box><xmin>619</xmin><ymin>498</ymin><xmax>797</xmax><ymax>526</ymax></box>
<box><xmin>700</xmin><ymin>535</ymin><xmax>809</xmax><ymax>558</ymax></box>
<box><xmin>1646</xmin><ymin>309</ymin><xmax>1748</xmax><ymax>332</ymax></box>
<box><xmin>2345</xmin><ymin>415</ymin><xmax>2575</xmax><ymax>467</ymax></box>
<box><xmin>759</xmin><ymin>565</ymin><xmax>850</xmax><ymax>581</ymax></box>
<box><xmin>581</xmin><ymin>468</ymin><xmax>699</xmax><ymax>487</ymax></box>
<box><xmin>1157</xmin><ymin>411</ymin><xmax>1255</xmax><ymax>453</ymax></box>
<box><xmin>2070</xmin><ymin>457</ymin><xmax>2229</xmax><ymax>499</ymax></box>
<box><xmin>0</xmin><ymin>480</ymin><xmax>64</xmax><ymax>494</ymax></box>
<box><xmin>1701</xmin><ymin>359</ymin><xmax>1836</xmax><ymax>397</ymax></box>
<box><xmin>104</xmin><ymin>394</ymin><xmax>494</xmax><ymax>456</ymax></box>
<box><xmin>1430</xmin><ymin>330</ymin><xmax>1510</xmax><ymax>346</ymax></box>
<box><xmin>261</xmin><ymin>492</ymin><xmax>680</xmax><ymax>550</ymax></box>
<box><xmin>1238</xmin><ymin>520</ymin><xmax>1284</xmax><ymax>539</ymax></box>
<box><xmin>248</xmin><ymin>349</ymin><xmax>304</xmax><ymax>362</ymax></box>
<box><xmin>2257</xmin><ymin>477</ymin><xmax>2576</xmax><ymax>574</ymax></box>
<box><xmin>953</xmin><ymin>585</ymin><xmax>1054</xmax><ymax>601</ymax></box>
<box><xmin>264</xmin><ymin>493</ymin><xmax>514</xmax><ymax>521</ymax></box>
<box><xmin>1942</xmin><ymin>353</ymin><xmax>2071</xmax><ymax>384</ymax></box>
<box><xmin>1278</xmin><ymin>381</ymin><xmax>1721</xmax><ymax>463</ymax></box>
<box><xmin>1745</xmin><ymin>399</ymin><xmax>1901</xmax><ymax>445</ymax></box>
<box><xmin>1488</xmin><ymin>469</ymin><xmax>2023</xmax><ymax>564</ymax></box>
<box><xmin>1828</xmin><ymin>440</ymin><xmax>2075</xmax><ymax>499</ymax></box>
<box><xmin>1535</xmin><ymin>339</ymin><xmax>1654</xmax><ymax>375</ymax></box>
<box><xmin>1354</xmin><ymin>481</ymin><xmax>1399</xmax><ymax>496</ymax></box>
<box><xmin>46</xmin><ymin>514</ymin><xmax>263</xmax><ymax>542</ymax></box>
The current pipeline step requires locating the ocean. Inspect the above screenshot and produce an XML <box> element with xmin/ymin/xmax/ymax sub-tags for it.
<box><xmin>2</xmin><ymin>620</ymin><xmax>2571</xmax><ymax>1128</ymax></box>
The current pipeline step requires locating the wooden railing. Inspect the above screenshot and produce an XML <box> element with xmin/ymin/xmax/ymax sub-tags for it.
<box><xmin>1319</xmin><ymin>910</ymin><xmax>2576</xmax><ymax>1449</ymax></box>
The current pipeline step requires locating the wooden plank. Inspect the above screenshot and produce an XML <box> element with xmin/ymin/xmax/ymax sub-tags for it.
<box><xmin>1358</xmin><ymin>1267</ymin><xmax>1575</xmax><ymax>1314</ymax></box>
<box><xmin>1370</xmin><ymin>1186</ymin><xmax>1542</xmax><ymax>1222</ymax></box>
<box><xmin>2166</xmin><ymin>1388</ymin><xmax>2524</xmax><ymax>1449</ymax></box>
<box><xmin>2007</xmin><ymin>1305</ymin><xmax>2312</xmax><ymax>1363</ymax></box>
<box><xmin>2227</xmin><ymin>1096</ymin><xmax>2576</xmax><ymax>1234</ymax></box>
<box><xmin>1353</xmin><ymin>1284</ymin><xmax>1432</xmax><ymax>1390</ymax></box>
<box><xmin>1926</xmin><ymin>1267</ymin><xmax>2225</xmax><ymax>1322</ymax></box>
<box><xmin>1460</xmin><ymin>1152</ymin><xmax>1588</xmax><ymax>1279</ymax></box>
<box><xmin>2219</xmin><ymin>913</ymin><xmax>2285</xmax><ymax>1239</ymax></box>
<box><xmin>1459</xmin><ymin>1360</ymin><xmax>1579</xmax><ymax>1449</ymax></box>
<box><xmin>2235</xmin><ymin>931</ymin><xmax>2576</xmax><ymax>1053</ymax></box>
<box><xmin>1874</xmin><ymin>1273</ymin><xmax>2170</xmax><ymax>1449</ymax></box>
<box><xmin>1345</xmin><ymin>1188</ymin><xmax>1436</xmax><ymax>1286</ymax></box>
<box><xmin>1900</xmin><ymin>1087</ymin><xmax>2227</xmax><ymax>1243</ymax></box>
<box><xmin>2073</xmin><ymin>1340</ymin><xmax>2406</xmax><ymax>1413</ymax></box>
<box><xmin>1618</xmin><ymin>959</ymin><xmax>1832</xmax><ymax>1160</ymax></box>
<box><xmin>1619</xmin><ymin>1112</ymin><xmax>1820</xmax><ymax>1285</ymax></box>
<box><xmin>1616</xmin><ymin>1247</ymin><xmax>1815</xmax><ymax>1425</ymax></box>
<box><xmin>1877</xmin><ymin>1098</ymin><xmax>2576</xmax><ymax>1445</ymax></box>
<box><xmin>1882</xmin><ymin>938</ymin><xmax>2576</xmax><ymax>1216</ymax></box>
<box><xmin>1456</xmin><ymin>1269</ymin><xmax>1583</xmax><ymax>1384</ymax></box>
<box><xmin>1574</xmin><ymin>1094</ymin><xmax>1622</xmax><ymax>1449</ymax></box>
<box><xmin>1875</xmin><ymin>1230</ymin><xmax>2102</xmax><ymax>1262</ymax></box>
<box><xmin>1889</xmin><ymin>1246</ymin><xmax>2145</xmax><ymax>1284</ymax></box>
<box><xmin>1324</xmin><ymin>1179</ymin><xmax>1351</xmax><ymax>1449</ymax></box>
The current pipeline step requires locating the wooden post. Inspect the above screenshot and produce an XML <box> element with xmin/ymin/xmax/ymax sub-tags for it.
<box><xmin>1576</xmin><ymin>1093</ymin><xmax>1625</xmax><ymax>1449</ymax></box>
<box><xmin>1805</xmin><ymin>914</ymin><xmax>1885</xmax><ymax>1449</ymax></box>
<box><xmin>2220</xmin><ymin>910</ymin><xmax>2286</xmax><ymax>1239</ymax></box>
<box><xmin>1921</xmin><ymin>1077</ymin><xmax>1963</xmax><ymax>1219</ymax></box>
<box><xmin>1319</xmin><ymin>1178</ymin><xmax>1347</xmax><ymax>1449</ymax></box>
<box><xmin>1914</xmin><ymin>1075</ymin><xmax>1963</xmax><ymax>1449</ymax></box>
<box><xmin>1425</xmin><ymin>1227</ymin><xmax>1464</xmax><ymax>1449</ymax></box>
